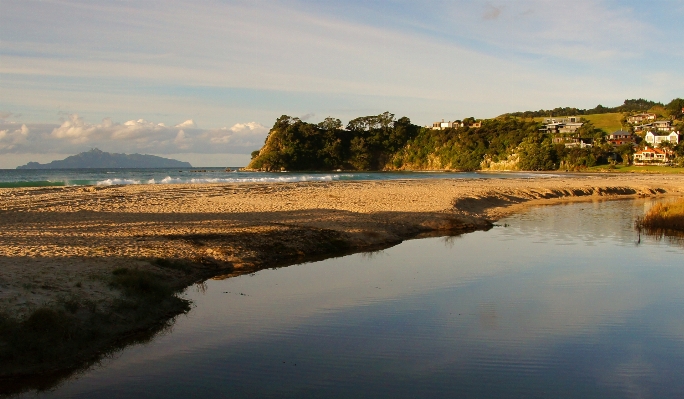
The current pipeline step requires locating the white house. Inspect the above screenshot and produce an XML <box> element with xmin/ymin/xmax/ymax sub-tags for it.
<box><xmin>633</xmin><ymin>147</ymin><xmax>672</xmax><ymax>165</ymax></box>
<box><xmin>431</xmin><ymin>120</ymin><xmax>462</xmax><ymax>130</ymax></box>
<box><xmin>644</xmin><ymin>131</ymin><xmax>679</xmax><ymax>146</ymax></box>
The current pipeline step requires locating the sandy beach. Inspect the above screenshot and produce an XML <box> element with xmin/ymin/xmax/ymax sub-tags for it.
<box><xmin>1</xmin><ymin>173</ymin><xmax>684</xmax><ymax>321</ymax></box>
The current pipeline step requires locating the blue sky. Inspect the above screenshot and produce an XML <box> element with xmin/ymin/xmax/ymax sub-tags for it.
<box><xmin>1</xmin><ymin>0</ymin><xmax>682</xmax><ymax>167</ymax></box>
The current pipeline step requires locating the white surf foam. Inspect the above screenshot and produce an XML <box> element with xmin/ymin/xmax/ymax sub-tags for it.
<box><xmin>96</xmin><ymin>178</ymin><xmax>142</xmax><ymax>186</ymax></box>
<box><xmin>95</xmin><ymin>174</ymin><xmax>347</xmax><ymax>186</ymax></box>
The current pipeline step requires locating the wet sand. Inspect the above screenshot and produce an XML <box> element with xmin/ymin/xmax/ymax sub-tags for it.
<box><xmin>2</xmin><ymin>173</ymin><xmax>684</xmax><ymax>319</ymax></box>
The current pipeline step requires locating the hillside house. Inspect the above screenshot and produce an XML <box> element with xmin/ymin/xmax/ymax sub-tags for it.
<box><xmin>637</xmin><ymin>120</ymin><xmax>675</xmax><ymax>133</ymax></box>
<box><xmin>552</xmin><ymin>134</ymin><xmax>592</xmax><ymax>148</ymax></box>
<box><xmin>540</xmin><ymin>117</ymin><xmax>583</xmax><ymax>134</ymax></box>
<box><xmin>431</xmin><ymin>120</ymin><xmax>462</xmax><ymax>130</ymax></box>
<box><xmin>607</xmin><ymin>130</ymin><xmax>635</xmax><ymax>146</ymax></box>
<box><xmin>653</xmin><ymin>120</ymin><xmax>674</xmax><ymax>132</ymax></box>
<box><xmin>644</xmin><ymin>131</ymin><xmax>680</xmax><ymax>146</ymax></box>
<box><xmin>627</xmin><ymin>113</ymin><xmax>656</xmax><ymax>124</ymax></box>
<box><xmin>633</xmin><ymin>147</ymin><xmax>672</xmax><ymax>165</ymax></box>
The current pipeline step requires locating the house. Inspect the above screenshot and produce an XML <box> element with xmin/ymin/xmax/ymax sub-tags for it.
<box><xmin>644</xmin><ymin>131</ymin><xmax>680</xmax><ymax>146</ymax></box>
<box><xmin>540</xmin><ymin>117</ymin><xmax>583</xmax><ymax>134</ymax></box>
<box><xmin>633</xmin><ymin>147</ymin><xmax>672</xmax><ymax>165</ymax></box>
<box><xmin>544</xmin><ymin>116</ymin><xmax>581</xmax><ymax>124</ymax></box>
<box><xmin>627</xmin><ymin>113</ymin><xmax>656</xmax><ymax>124</ymax></box>
<box><xmin>552</xmin><ymin>134</ymin><xmax>592</xmax><ymax>148</ymax></box>
<box><xmin>565</xmin><ymin>140</ymin><xmax>593</xmax><ymax>149</ymax></box>
<box><xmin>431</xmin><ymin>119</ymin><xmax>461</xmax><ymax>130</ymax></box>
<box><xmin>607</xmin><ymin>130</ymin><xmax>635</xmax><ymax>146</ymax></box>
<box><xmin>653</xmin><ymin>120</ymin><xmax>673</xmax><ymax>132</ymax></box>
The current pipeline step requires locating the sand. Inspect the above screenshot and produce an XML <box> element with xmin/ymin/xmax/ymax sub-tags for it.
<box><xmin>2</xmin><ymin>173</ymin><xmax>684</xmax><ymax>319</ymax></box>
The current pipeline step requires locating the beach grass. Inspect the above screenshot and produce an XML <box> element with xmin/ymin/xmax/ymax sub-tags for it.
<box><xmin>638</xmin><ymin>198</ymin><xmax>684</xmax><ymax>231</ymax></box>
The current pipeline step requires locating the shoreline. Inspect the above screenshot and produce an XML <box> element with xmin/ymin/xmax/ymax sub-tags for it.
<box><xmin>2</xmin><ymin>174</ymin><xmax>684</xmax><ymax>389</ymax></box>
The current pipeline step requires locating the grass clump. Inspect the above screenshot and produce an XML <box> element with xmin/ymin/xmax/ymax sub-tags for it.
<box><xmin>0</xmin><ymin>267</ymin><xmax>190</xmax><ymax>393</ymax></box>
<box><xmin>151</xmin><ymin>258</ymin><xmax>193</xmax><ymax>274</ymax></box>
<box><xmin>110</xmin><ymin>268</ymin><xmax>173</xmax><ymax>298</ymax></box>
<box><xmin>638</xmin><ymin>199</ymin><xmax>684</xmax><ymax>231</ymax></box>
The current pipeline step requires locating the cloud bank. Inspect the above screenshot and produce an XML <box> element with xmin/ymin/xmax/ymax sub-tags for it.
<box><xmin>2</xmin><ymin>0</ymin><xmax>682</xmax><ymax>128</ymax></box>
<box><xmin>0</xmin><ymin>114</ymin><xmax>269</xmax><ymax>156</ymax></box>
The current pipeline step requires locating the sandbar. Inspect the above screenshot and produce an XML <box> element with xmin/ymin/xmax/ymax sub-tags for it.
<box><xmin>2</xmin><ymin>173</ymin><xmax>684</xmax><ymax>320</ymax></box>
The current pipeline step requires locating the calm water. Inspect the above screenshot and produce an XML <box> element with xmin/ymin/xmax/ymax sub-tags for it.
<box><xmin>22</xmin><ymin>199</ymin><xmax>684</xmax><ymax>398</ymax></box>
<box><xmin>0</xmin><ymin>168</ymin><xmax>555</xmax><ymax>188</ymax></box>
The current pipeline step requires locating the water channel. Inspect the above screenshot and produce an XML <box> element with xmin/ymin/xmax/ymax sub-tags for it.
<box><xmin>23</xmin><ymin>198</ymin><xmax>684</xmax><ymax>398</ymax></box>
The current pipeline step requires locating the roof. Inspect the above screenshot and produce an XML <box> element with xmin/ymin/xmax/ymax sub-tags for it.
<box><xmin>635</xmin><ymin>147</ymin><xmax>667</xmax><ymax>155</ymax></box>
<box><xmin>646</xmin><ymin>131</ymin><xmax>678</xmax><ymax>136</ymax></box>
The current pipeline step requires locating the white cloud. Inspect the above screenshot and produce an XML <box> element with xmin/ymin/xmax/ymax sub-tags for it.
<box><xmin>1</xmin><ymin>115</ymin><xmax>269</xmax><ymax>156</ymax></box>
<box><xmin>0</xmin><ymin>124</ymin><xmax>29</xmax><ymax>151</ymax></box>
<box><xmin>205</xmin><ymin>122</ymin><xmax>269</xmax><ymax>145</ymax></box>
<box><xmin>175</xmin><ymin>119</ymin><xmax>197</xmax><ymax>128</ymax></box>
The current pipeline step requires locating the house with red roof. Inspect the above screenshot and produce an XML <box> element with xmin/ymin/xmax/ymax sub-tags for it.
<box><xmin>633</xmin><ymin>147</ymin><xmax>673</xmax><ymax>166</ymax></box>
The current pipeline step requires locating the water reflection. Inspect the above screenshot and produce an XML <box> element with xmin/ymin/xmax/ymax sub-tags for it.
<box><xmin>20</xmin><ymin>198</ymin><xmax>684</xmax><ymax>399</ymax></box>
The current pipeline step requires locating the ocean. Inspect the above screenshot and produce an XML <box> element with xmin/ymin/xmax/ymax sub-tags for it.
<box><xmin>0</xmin><ymin>168</ymin><xmax>557</xmax><ymax>188</ymax></box>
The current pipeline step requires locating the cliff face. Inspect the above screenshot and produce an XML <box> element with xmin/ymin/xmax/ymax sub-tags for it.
<box><xmin>17</xmin><ymin>149</ymin><xmax>192</xmax><ymax>169</ymax></box>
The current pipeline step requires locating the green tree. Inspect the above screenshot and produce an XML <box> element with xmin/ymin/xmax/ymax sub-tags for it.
<box><xmin>517</xmin><ymin>135</ymin><xmax>557</xmax><ymax>170</ymax></box>
<box><xmin>666</xmin><ymin>98</ymin><xmax>684</xmax><ymax>120</ymax></box>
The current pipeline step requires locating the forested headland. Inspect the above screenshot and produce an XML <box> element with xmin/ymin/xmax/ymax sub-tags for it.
<box><xmin>247</xmin><ymin>99</ymin><xmax>684</xmax><ymax>172</ymax></box>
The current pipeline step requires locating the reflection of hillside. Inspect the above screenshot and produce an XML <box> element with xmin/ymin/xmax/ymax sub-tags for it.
<box><xmin>497</xmin><ymin>199</ymin><xmax>655</xmax><ymax>245</ymax></box>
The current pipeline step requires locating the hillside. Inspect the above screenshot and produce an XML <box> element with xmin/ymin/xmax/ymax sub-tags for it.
<box><xmin>533</xmin><ymin>112</ymin><xmax>624</xmax><ymax>133</ymax></box>
<box><xmin>247</xmin><ymin>113</ymin><xmax>553</xmax><ymax>172</ymax></box>
<box><xmin>17</xmin><ymin>149</ymin><xmax>192</xmax><ymax>169</ymax></box>
<box><xmin>248</xmin><ymin>111</ymin><xmax>684</xmax><ymax>172</ymax></box>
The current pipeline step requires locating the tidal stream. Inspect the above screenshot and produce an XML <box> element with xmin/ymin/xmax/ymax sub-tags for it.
<box><xmin>24</xmin><ymin>198</ymin><xmax>684</xmax><ymax>398</ymax></box>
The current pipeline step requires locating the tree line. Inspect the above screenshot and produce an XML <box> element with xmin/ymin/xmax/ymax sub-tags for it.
<box><xmin>505</xmin><ymin>98</ymin><xmax>684</xmax><ymax>119</ymax></box>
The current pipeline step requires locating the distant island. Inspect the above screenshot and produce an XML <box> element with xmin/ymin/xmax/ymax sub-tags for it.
<box><xmin>16</xmin><ymin>149</ymin><xmax>192</xmax><ymax>169</ymax></box>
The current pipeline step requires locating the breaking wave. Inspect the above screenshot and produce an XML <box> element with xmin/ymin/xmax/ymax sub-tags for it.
<box><xmin>96</xmin><ymin>175</ymin><xmax>348</xmax><ymax>186</ymax></box>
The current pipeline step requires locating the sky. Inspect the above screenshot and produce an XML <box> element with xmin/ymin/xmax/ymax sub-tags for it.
<box><xmin>1</xmin><ymin>0</ymin><xmax>682</xmax><ymax>168</ymax></box>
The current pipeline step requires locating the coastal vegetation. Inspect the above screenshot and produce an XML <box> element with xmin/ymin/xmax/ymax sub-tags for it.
<box><xmin>247</xmin><ymin>98</ymin><xmax>683</xmax><ymax>172</ymax></box>
<box><xmin>637</xmin><ymin>198</ymin><xmax>684</xmax><ymax>232</ymax></box>
<box><xmin>247</xmin><ymin>113</ymin><xmax>420</xmax><ymax>171</ymax></box>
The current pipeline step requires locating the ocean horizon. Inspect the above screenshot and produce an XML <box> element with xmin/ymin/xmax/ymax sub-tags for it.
<box><xmin>0</xmin><ymin>168</ymin><xmax>558</xmax><ymax>188</ymax></box>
